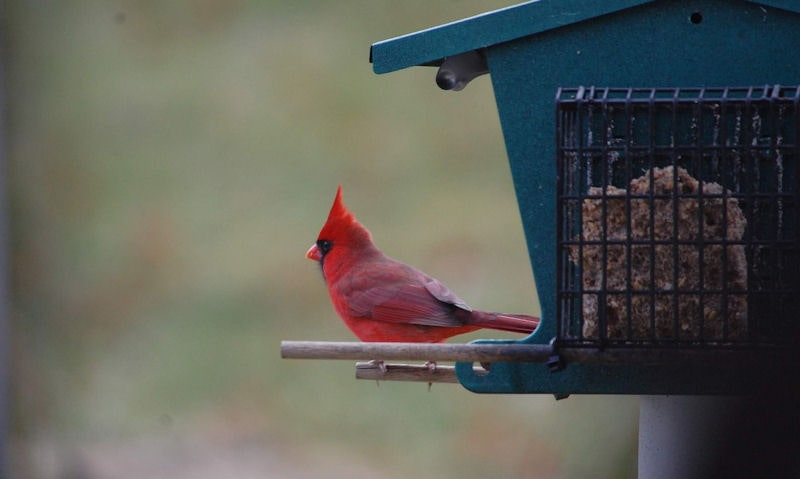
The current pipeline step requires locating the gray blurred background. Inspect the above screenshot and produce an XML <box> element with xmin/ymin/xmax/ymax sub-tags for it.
<box><xmin>5</xmin><ymin>1</ymin><xmax>638</xmax><ymax>477</ymax></box>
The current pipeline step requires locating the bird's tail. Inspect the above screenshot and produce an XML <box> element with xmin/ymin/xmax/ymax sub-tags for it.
<box><xmin>467</xmin><ymin>311</ymin><xmax>540</xmax><ymax>334</ymax></box>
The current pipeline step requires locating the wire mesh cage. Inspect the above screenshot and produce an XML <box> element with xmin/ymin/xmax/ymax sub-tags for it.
<box><xmin>556</xmin><ymin>85</ymin><xmax>800</xmax><ymax>349</ymax></box>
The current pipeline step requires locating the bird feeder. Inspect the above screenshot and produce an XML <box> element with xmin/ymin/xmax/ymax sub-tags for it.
<box><xmin>366</xmin><ymin>0</ymin><xmax>800</xmax><ymax>395</ymax></box>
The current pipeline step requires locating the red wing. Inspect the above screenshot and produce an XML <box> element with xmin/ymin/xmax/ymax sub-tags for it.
<box><xmin>344</xmin><ymin>264</ymin><xmax>471</xmax><ymax>328</ymax></box>
<box><xmin>420</xmin><ymin>275</ymin><xmax>472</xmax><ymax>312</ymax></box>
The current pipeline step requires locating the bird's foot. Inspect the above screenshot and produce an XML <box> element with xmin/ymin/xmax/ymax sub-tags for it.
<box><xmin>365</xmin><ymin>359</ymin><xmax>386</xmax><ymax>373</ymax></box>
<box><xmin>367</xmin><ymin>359</ymin><xmax>386</xmax><ymax>386</ymax></box>
<box><xmin>423</xmin><ymin>361</ymin><xmax>438</xmax><ymax>391</ymax></box>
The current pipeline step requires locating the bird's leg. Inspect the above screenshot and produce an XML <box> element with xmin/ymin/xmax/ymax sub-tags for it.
<box><xmin>366</xmin><ymin>359</ymin><xmax>386</xmax><ymax>387</ymax></box>
<box><xmin>367</xmin><ymin>359</ymin><xmax>387</xmax><ymax>373</ymax></box>
<box><xmin>424</xmin><ymin>360</ymin><xmax>437</xmax><ymax>391</ymax></box>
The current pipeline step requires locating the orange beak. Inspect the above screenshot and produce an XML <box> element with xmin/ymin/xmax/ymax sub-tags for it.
<box><xmin>305</xmin><ymin>243</ymin><xmax>322</xmax><ymax>262</ymax></box>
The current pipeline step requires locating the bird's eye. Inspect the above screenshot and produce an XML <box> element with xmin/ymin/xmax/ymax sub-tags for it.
<box><xmin>317</xmin><ymin>239</ymin><xmax>332</xmax><ymax>255</ymax></box>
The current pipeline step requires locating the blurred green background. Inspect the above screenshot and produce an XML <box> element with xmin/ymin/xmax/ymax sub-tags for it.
<box><xmin>5</xmin><ymin>1</ymin><xmax>638</xmax><ymax>477</ymax></box>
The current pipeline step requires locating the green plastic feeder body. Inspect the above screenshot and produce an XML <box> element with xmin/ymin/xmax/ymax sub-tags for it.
<box><xmin>371</xmin><ymin>0</ymin><xmax>800</xmax><ymax>395</ymax></box>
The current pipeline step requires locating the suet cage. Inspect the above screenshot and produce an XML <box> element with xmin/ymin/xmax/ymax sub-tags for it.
<box><xmin>556</xmin><ymin>85</ymin><xmax>799</xmax><ymax>350</ymax></box>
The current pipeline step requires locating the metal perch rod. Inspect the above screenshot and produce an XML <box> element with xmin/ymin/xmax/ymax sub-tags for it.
<box><xmin>281</xmin><ymin>340</ymin><xmax>791</xmax><ymax>366</ymax></box>
<box><xmin>355</xmin><ymin>362</ymin><xmax>466</xmax><ymax>383</ymax></box>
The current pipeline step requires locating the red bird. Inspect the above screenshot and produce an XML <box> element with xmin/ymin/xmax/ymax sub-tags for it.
<box><xmin>306</xmin><ymin>186</ymin><xmax>539</xmax><ymax>343</ymax></box>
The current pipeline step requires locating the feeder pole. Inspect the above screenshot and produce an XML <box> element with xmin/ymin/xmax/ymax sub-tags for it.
<box><xmin>0</xmin><ymin>21</ymin><xmax>9</xmax><ymax>477</ymax></box>
<box><xmin>639</xmin><ymin>393</ymin><xmax>800</xmax><ymax>478</ymax></box>
<box><xmin>638</xmin><ymin>396</ymin><xmax>742</xmax><ymax>479</ymax></box>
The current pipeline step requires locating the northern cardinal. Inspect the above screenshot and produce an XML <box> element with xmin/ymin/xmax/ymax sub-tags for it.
<box><xmin>306</xmin><ymin>186</ymin><xmax>539</xmax><ymax>343</ymax></box>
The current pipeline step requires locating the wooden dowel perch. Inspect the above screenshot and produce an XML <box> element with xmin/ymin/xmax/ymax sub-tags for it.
<box><xmin>281</xmin><ymin>340</ymin><xmax>792</xmax><ymax>367</ymax></box>
<box><xmin>280</xmin><ymin>341</ymin><xmax>552</xmax><ymax>363</ymax></box>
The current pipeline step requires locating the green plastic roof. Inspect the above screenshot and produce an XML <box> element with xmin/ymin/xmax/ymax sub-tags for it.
<box><xmin>370</xmin><ymin>0</ymin><xmax>800</xmax><ymax>74</ymax></box>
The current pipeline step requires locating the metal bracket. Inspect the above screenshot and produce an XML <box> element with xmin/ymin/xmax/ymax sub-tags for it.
<box><xmin>546</xmin><ymin>337</ymin><xmax>566</xmax><ymax>373</ymax></box>
<box><xmin>547</xmin><ymin>338</ymin><xmax>570</xmax><ymax>400</ymax></box>
<box><xmin>435</xmin><ymin>49</ymin><xmax>488</xmax><ymax>91</ymax></box>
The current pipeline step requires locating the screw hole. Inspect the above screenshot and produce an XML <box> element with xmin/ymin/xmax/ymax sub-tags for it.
<box><xmin>690</xmin><ymin>11</ymin><xmax>703</xmax><ymax>24</ymax></box>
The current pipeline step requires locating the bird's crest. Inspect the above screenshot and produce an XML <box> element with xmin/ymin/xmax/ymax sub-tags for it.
<box><xmin>318</xmin><ymin>186</ymin><xmax>372</xmax><ymax>245</ymax></box>
<box><xmin>328</xmin><ymin>185</ymin><xmax>352</xmax><ymax>224</ymax></box>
